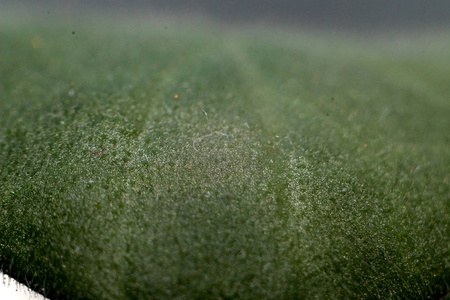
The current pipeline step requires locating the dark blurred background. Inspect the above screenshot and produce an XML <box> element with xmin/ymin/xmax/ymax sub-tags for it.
<box><xmin>2</xmin><ymin>0</ymin><xmax>450</xmax><ymax>31</ymax></box>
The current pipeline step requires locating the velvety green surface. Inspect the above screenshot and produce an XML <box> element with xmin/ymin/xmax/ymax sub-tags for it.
<box><xmin>0</xmin><ymin>14</ymin><xmax>449</xmax><ymax>299</ymax></box>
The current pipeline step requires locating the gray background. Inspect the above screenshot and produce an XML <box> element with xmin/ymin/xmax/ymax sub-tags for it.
<box><xmin>3</xmin><ymin>0</ymin><xmax>450</xmax><ymax>31</ymax></box>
